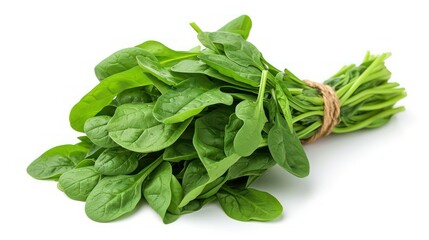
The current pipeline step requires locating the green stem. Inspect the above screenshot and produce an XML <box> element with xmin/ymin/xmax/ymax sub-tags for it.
<box><xmin>333</xmin><ymin>106</ymin><xmax>405</xmax><ymax>133</ymax></box>
<box><xmin>257</xmin><ymin>70</ymin><xmax>268</xmax><ymax>109</ymax></box>
<box><xmin>190</xmin><ymin>22</ymin><xmax>203</xmax><ymax>33</ymax></box>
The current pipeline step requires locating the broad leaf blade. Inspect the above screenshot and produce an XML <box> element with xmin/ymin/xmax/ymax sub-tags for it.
<box><xmin>268</xmin><ymin>111</ymin><xmax>310</xmax><ymax>177</ymax></box>
<box><xmin>69</xmin><ymin>66</ymin><xmax>152</xmax><ymax>132</ymax></box>
<box><xmin>107</xmin><ymin>103</ymin><xmax>192</xmax><ymax>153</ymax></box>
<box><xmin>217</xmin><ymin>187</ymin><xmax>283</xmax><ymax>221</ymax></box>
<box><xmin>95</xmin><ymin>47</ymin><xmax>150</xmax><ymax>81</ymax></box>
<box><xmin>153</xmin><ymin>77</ymin><xmax>233</xmax><ymax>124</ymax></box>
<box><xmin>143</xmin><ymin>162</ymin><xmax>172</xmax><ymax>219</ymax></box>
<box><xmin>27</xmin><ymin>144</ymin><xmax>88</xmax><ymax>180</ymax></box>
<box><xmin>218</xmin><ymin>15</ymin><xmax>252</xmax><ymax>40</ymax></box>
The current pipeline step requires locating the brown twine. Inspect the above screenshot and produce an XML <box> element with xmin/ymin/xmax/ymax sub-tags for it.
<box><xmin>302</xmin><ymin>80</ymin><xmax>341</xmax><ymax>144</ymax></box>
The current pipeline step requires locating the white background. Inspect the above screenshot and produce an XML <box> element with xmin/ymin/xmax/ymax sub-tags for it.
<box><xmin>1</xmin><ymin>0</ymin><xmax>428</xmax><ymax>239</ymax></box>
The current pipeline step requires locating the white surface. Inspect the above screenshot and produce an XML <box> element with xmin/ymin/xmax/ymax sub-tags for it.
<box><xmin>1</xmin><ymin>0</ymin><xmax>428</xmax><ymax>239</ymax></box>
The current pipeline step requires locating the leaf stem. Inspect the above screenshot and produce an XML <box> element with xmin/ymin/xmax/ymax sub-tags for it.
<box><xmin>190</xmin><ymin>22</ymin><xmax>203</xmax><ymax>33</ymax></box>
<box><xmin>256</xmin><ymin>70</ymin><xmax>268</xmax><ymax>108</ymax></box>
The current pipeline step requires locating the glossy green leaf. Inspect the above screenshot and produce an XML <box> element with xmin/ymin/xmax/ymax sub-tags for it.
<box><xmin>95</xmin><ymin>47</ymin><xmax>150</xmax><ymax>81</ymax></box>
<box><xmin>163</xmin><ymin>140</ymin><xmax>198</xmax><ymax>162</ymax></box>
<box><xmin>115</xmin><ymin>87</ymin><xmax>153</xmax><ymax>105</ymax></box>
<box><xmin>85</xmin><ymin>156</ymin><xmax>162</xmax><ymax>222</ymax></box>
<box><xmin>84</xmin><ymin>116</ymin><xmax>118</xmax><ymax>148</ymax></box>
<box><xmin>136</xmin><ymin>40</ymin><xmax>199</xmax><ymax>66</ymax></box>
<box><xmin>198</xmin><ymin>54</ymin><xmax>261</xmax><ymax>87</ymax></box>
<box><xmin>268</xmin><ymin>110</ymin><xmax>310</xmax><ymax>177</ymax></box>
<box><xmin>107</xmin><ymin>103</ymin><xmax>192</xmax><ymax>153</ymax></box>
<box><xmin>227</xmin><ymin>151</ymin><xmax>275</xmax><ymax>180</ymax></box>
<box><xmin>69</xmin><ymin>66</ymin><xmax>152</xmax><ymax>132</ymax></box>
<box><xmin>136</xmin><ymin>55</ymin><xmax>181</xmax><ymax>86</ymax></box>
<box><xmin>218</xmin><ymin>15</ymin><xmax>252</xmax><ymax>40</ymax></box>
<box><xmin>153</xmin><ymin>77</ymin><xmax>233</xmax><ymax>124</ymax></box>
<box><xmin>75</xmin><ymin>159</ymin><xmax>95</xmax><ymax>168</ymax></box>
<box><xmin>143</xmin><ymin>162</ymin><xmax>172</xmax><ymax>218</ymax></box>
<box><xmin>27</xmin><ymin>145</ymin><xmax>88</xmax><ymax>180</ymax></box>
<box><xmin>58</xmin><ymin>166</ymin><xmax>101</xmax><ymax>201</ymax></box>
<box><xmin>180</xmin><ymin>107</ymin><xmax>241</xmax><ymax>207</ymax></box>
<box><xmin>170</xmin><ymin>59</ymin><xmax>251</xmax><ymax>88</ymax></box>
<box><xmin>217</xmin><ymin>187</ymin><xmax>283</xmax><ymax>221</ymax></box>
<box><xmin>95</xmin><ymin>148</ymin><xmax>141</xmax><ymax>175</ymax></box>
<box><xmin>180</xmin><ymin>160</ymin><xmax>210</xmax><ymax>207</ymax></box>
<box><xmin>230</xmin><ymin>71</ymin><xmax>268</xmax><ymax>157</ymax></box>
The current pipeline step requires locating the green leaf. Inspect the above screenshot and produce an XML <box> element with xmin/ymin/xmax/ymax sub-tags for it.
<box><xmin>198</xmin><ymin>54</ymin><xmax>261</xmax><ymax>87</ymax></box>
<box><xmin>136</xmin><ymin>55</ymin><xmax>181</xmax><ymax>86</ymax></box>
<box><xmin>180</xmin><ymin>107</ymin><xmax>241</xmax><ymax>207</ymax></box>
<box><xmin>69</xmin><ymin>66</ymin><xmax>152</xmax><ymax>132</ymax></box>
<box><xmin>75</xmin><ymin>159</ymin><xmax>95</xmax><ymax>168</ymax></box>
<box><xmin>95</xmin><ymin>148</ymin><xmax>141</xmax><ymax>175</ymax></box>
<box><xmin>217</xmin><ymin>187</ymin><xmax>283</xmax><ymax>221</ymax></box>
<box><xmin>180</xmin><ymin>160</ymin><xmax>210</xmax><ymax>207</ymax></box>
<box><xmin>193</xmin><ymin>107</ymin><xmax>241</xmax><ymax>179</ymax></box>
<box><xmin>163</xmin><ymin>140</ymin><xmax>198</xmax><ymax>162</ymax></box>
<box><xmin>224</xmin><ymin>113</ymin><xmax>243</xmax><ymax>156</ymax></box>
<box><xmin>95</xmin><ymin>47</ymin><xmax>150</xmax><ymax>81</ymax></box>
<box><xmin>107</xmin><ymin>103</ymin><xmax>192</xmax><ymax>153</ymax></box>
<box><xmin>27</xmin><ymin>144</ymin><xmax>88</xmax><ymax>180</ymax></box>
<box><xmin>268</xmin><ymin>110</ymin><xmax>310</xmax><ymax>178</ymax></box>
<box><xmin>167</xmin><ymin>175</ymin><xmax>183</xmax><ymax>215</ymax></box>
<box><xmin>229</xmin><ymin>70</ymin><xmax>268</xmax><ymax>157</ymax></box>
<box><xmin>170</xmin><ymin>59</ymin><xmax>251</xmax><ymax>88</ymax></box>
<box><xmin>85</xmin><ymin>156</ymin><xmax>162</xmax><ymax>222</ymax></box>
<box><xmin>84</xmin><ymin>116</ymin><xmax>118</xmax><ymax>148</ymax></box>
<box><xmin>115</xmin><ymin>87</ymin><xmax>153</xmax><ymax>105</ymax></box>
<box><xmin>58</xmin><ymin>166</ymin><xmax>101</xmax><ymax>201</ymax></box>
<box><xmin>153</xmin><ymin>77</ymin><xmax>233</xmax><ymax>124</ymax></box>
<box><xmin>136</xmin><ymin>40</ymin><xmax>199</xmax><ymax>66</ymax></box>
<box><xmin>201</xmin><ymin>31</ymin><xmax>263</xmax><ymax>69</ymax></box>
<box><xmin>227</xmin><ymin>151</ymin><xmax>275</xmax><ymax>180</ymax></box>
<box><xmin>218</xmin><ymin>15</ymin><xmax>252</xmax><ymax>40</ymax></box>
<box><xmin>143</xmin><ymin>162</ymin><xmax>172</xmax><ymax>219</ymax></box>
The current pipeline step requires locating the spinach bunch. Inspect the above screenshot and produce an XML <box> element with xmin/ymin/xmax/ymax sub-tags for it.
<box><xmin>27</xmin><ymin>15</ymin><xmax>406</xmax><ymax>223</ymax></box>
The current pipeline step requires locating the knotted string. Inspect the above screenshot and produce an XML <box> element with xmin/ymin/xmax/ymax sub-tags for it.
<box><xmin>301</xmin><ymin>80</ymin><xmax>341</xmax><ymax>144</ymax></box>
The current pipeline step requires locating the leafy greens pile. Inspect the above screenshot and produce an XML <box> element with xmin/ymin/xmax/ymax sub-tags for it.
<box><xmin>27</xmin><ymin>15</ymin><xmax>406</xmax><ymax>223</ymax></box>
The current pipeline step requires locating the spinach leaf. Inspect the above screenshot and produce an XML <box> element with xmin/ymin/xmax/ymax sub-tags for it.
<box><xmin>75</xmin><ymin>159</ymin><xmax>95</xmax><ymax>168</ymax></box>
<box><xmin>95</xmin><ymin>47</ymin><xmax>150</xmax><ymax>81</ymax></box>
<box><xmin>170</xmin><ymin>59</ymin><xmax>251</xmax><ymax>88</ymax></box>
<box><xmin>69</xmin><ymin>66</ymin><xmax>152</xmax><ymax>132</ymax></box>
<box><xmin>227</xmin><ymin>151</ymin><xmax>275</xmax><ymax>180</ymax></box>
<box><xmin>217</xmin><ymin>187</ymin><xmax>283</xmax><ymax>221</ymax></box>
<box><xmin>268</xmin><ymin>109</ymin><xmax>310</xmax><ymax>178</ymax></box>
<box><xmin>180</xmin><ymin>160</ymin><xmax>210</xmax><ymax>207</ymax></box>
<box><xmin>95</xmin><ymin>148</ymin><xmax>141</xmax><ymax>175</ymax></box>
<box><xmin>193</xmin><ymin>107</ymin><xmax>241</xmax><ymax>179</ymax></box>
<box><xmin>85</xmin><ymin>156</ymin><xmax>162</xmax><ymax>222</ymax></box>
<box><xmin>180</xmin><ymin>107</ymin><xmax>241</xmax><ymax>207</ymax></box>
<box><xmin>163</xmin><ymin>140</ymin><xmax>198</xmax><ymax>162</ymax></box>
<box><xmin>153</xmin><ymin>76</ymin><xmax>233</xmax><ymax>123</ymax></box>
<box><xmin>224</xmin><ymin>113</ymin><xmax>243</xmax><ymax>156</ymax></box>
<box><xmin>200</xmin><ymin>32</ymin><xmax>264</xmax><ymax>70</ymax></box>
<box><xmin>27</xmin><ymin>144</ymin><xmax>88</xmax><ymax>180</ymax></box>
<box><xmin>198</xmin><ymin>54</ymin><xmax>261</xmax><ymax>87</ymax></box>
<box><xmin>228</xmin><ymin>70</ymin><xmax>268</xmax><ymax>157</ymax></box>
<box><xmin>143</xmin><ymin>162</ymin><xmax>172</xmax><ymax>219</ymax></box>
<box><xmin>167</xmin><ymin>175</ymin><xmax>183</xmax><ymax>215</ymax></box>
<box><xmin>58</xmin><ymin>166</ymin><xmax>101</xmax><ymax>201</ymax></box>
<box><xmin>136</xmin><ymin>40</ymin><xmax>199</xmax><ymax>66</ymax></box>
<box><xmin>84</xmin><ymin>116</ymin><xmax>118</xmax><ymax>148</ymax></box>
<box><xmin>136</xmin><ymin>55</ymin><xmax>181</xmax><ymax>86</ymax></box>
<box><xmin>218</xmin><ymin>15</ymin><xmax>252</xmax><ymax>40</ymax></box>
<box><xmin>107</xmin><ymin>103</ymin><xmax>192</xmax><ymax>153</ymax></box>
<box><xmin>115</xmin><ymin>87</ymin><xmax>153</xmax><ymax>104</ymax></box>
